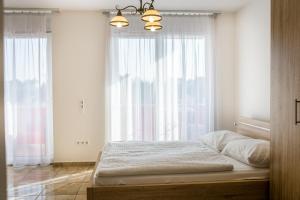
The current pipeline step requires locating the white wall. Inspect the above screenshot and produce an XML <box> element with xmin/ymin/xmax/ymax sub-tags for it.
<box><xmin>236</xmin><ymin>0</ymin><xmax>270</xmax><ymax>121</ymax></box>
<box><xmin>52</xmin><ymin>11</ymin><xmax>106</xmax><ymax>162</ymax></box>
<box><xmin>51</xmin><ymin>11</ymin><xmax>236</xmax><ymax>162</ymax></box>
<box><xmin>215</xmin><ymin>13</ymin><xmax>236</xmax><ymax>131</ymax></box>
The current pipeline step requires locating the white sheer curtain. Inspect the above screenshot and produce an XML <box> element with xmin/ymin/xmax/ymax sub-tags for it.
<box><xmin>4</xmin><ymin>14</ymin><xmax>53</xmax><ymax>166</ymax></box>
<box><xmin>106</xmin><ymin>15</ymin><xmax>215</xmax><ymax>142</ymax></box>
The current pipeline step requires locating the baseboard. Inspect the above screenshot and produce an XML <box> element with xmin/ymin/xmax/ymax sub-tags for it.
<box><xmin>53</xmin><ymin>162</ymin><xmax>96</xmax><ymax>167</ymax></box>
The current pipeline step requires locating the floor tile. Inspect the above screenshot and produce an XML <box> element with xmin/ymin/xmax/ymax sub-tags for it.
<box><xmin>75</xmin><ymin>195</ymin><xmax>87</xmax><ymax>200</ymax></box>
<box><xmin>65</xmin><ymin>174</ymin><xmax>86</xmax><ymax>183</ymax></box>
<box><xmin>7</xmin><ymin>185</ymin><xmax>42</xmax><ymax>197</ymax></box>
<box><xmin>8</xmin><ymin>196</ymin><xmax>38</xmax><ymax>200</ymax></box>
<box><xmin>77</xmin><ymin>183</ymin><xmax>91</xmax><ymax>195</ymax></box>
<box><xmin>23</xmin><ymin>174</ymin><xmax>58</xmax><ymax>183</ymax></box>
<box><xmin>83</xmin><ymin>174</ymin><xmax>92</xmax><ymax>183</ymax></box>
<box><xmin>7</xmin><ymin>165</ymin><xmax>93</xmax><ymax>200</ymax></box>
<box><xmin>40</xmin><ymin>182</ymin><xmax>69</xmax><ymax>195</ymax></box>
<box><xmin>42</xmin><ymin>183</ymin><xmax>81</xmax><ymax>195</ymax></box>
<box><xmin>36</xmin><ymin>195</ymin><xmax>76</xmax><ymax>200</ymax></box>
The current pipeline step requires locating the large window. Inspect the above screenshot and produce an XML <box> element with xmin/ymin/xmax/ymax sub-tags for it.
<box><xmin>4</xmin><ymin>14</ymin><xmax>53</xmax><ymax>166</ymax></box>
<box><xmin>107</xmin><ymin>16</ymin><xmax>215</xmax><ymax>142</ymax></box>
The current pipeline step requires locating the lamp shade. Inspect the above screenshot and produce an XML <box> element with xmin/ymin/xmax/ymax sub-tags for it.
<box><xmin>141</xmin><ymin>8</ymin><xmax>162</xmax><ymax>22</ymax></box>
<box><xmin>144</xmin><ymin>21</ymin><xmax>162</xmax><ymax>31</ymax></box>
<box><xmin>110</xmin><ymin>10</ymin><xmax>129</xmax><ymax>28</ymax></box>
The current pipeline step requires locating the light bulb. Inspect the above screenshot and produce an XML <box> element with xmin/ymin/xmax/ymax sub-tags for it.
<box><xmin>150</xmin><ymin>27</ymin><xmax>156</xmax><ymax>32</ymax></box>
<box><xmin>149</xmin><ymin>17</ymin><xmax>154</xmax><ymax>22</ymax></box>
<box><xmin>116</xmin><ymin>23</ymin><xmax>122</xmax><ymax>28</ymax></box>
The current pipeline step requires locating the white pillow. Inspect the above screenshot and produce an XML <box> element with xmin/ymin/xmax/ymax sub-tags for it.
<box><xmin>221</xmin><ymin>139</ymin><xmax>270</xmax><ymax>168</ymax></box>
<box><xmin>200</xmin><ymin>130</ymin><xmax>250</xmax><ymax>151</ymax></box>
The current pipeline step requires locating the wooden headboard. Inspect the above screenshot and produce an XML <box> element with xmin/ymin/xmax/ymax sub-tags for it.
<box><xmin>234</xmin><ymin>117</ymin><xmax>270</xmax><ymax>140</ymax></box>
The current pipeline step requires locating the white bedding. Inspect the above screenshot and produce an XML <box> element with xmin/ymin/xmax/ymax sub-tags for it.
<box><xmin>93</xmin><ymin>155</ymin><xmax>269</xmax><ymax>186</ymax></box>
<box><xmin>95</xmin><ymin>141</ymin><xmax>234</xmax><ymax>178</ymax></box>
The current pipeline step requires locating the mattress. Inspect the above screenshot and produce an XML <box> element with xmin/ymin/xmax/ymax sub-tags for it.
<box><xmin>93</xmin><ymin>148</ymin><xmax>269</xmax><ymax>186</ymax></box>
<box><xmin>96</xmin><ymin>141</ymin><xmax>234</xmax><ymax>178</ymax></box>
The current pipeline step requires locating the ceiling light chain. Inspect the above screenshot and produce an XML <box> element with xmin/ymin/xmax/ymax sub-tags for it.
<box><xmin>110</xmin><ymin>0</ymin><xmax>162</xmax><ymax>31</ymax></box>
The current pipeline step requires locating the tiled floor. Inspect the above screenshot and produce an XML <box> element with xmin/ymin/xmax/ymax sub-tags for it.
<box><xmin>7</xmin><ymin>165</ymin><xmax>93</xmax><ymax>200</ymax></box>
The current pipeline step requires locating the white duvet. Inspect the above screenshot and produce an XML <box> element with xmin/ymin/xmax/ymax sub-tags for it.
<box><xmin>95</xmin><ymin>141</ymin><xmax>234</xmax><ymax>177</ymax></box>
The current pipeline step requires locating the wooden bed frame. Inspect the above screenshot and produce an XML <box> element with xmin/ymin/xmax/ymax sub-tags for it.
<box><xmin>87</xmin><ymin>117</ymin><xmax>270</xmax><ymax>200</ymax></box>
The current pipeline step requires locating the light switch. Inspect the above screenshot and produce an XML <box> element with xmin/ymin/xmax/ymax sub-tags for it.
<box><xmin>80</xmin><ymin>99</ymin><xmax>85</xmax><ymax>112</ymax></box>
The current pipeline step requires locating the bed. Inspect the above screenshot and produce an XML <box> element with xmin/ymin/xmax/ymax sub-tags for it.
<box><xmin>87</xmin><ymin>117</ymin><xmax>270</xmax><ymax>200</ymax></box>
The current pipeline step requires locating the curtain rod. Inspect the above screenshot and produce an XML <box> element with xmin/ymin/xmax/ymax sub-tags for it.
<box><xmin>4</xmin><ymin>8</ymin><xmax>60</xmax><ymax>14</ymax></box>
<box><xmin>102</xmin><ymin>10</ymin><xmax>221</xmax><ymax>16</ymax></box>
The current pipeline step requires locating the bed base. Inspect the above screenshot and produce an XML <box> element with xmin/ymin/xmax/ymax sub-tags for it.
<box><xmin>87</xmin><ymin>179</ymin><xmax>269</xmax><ymax>200</ymax></box>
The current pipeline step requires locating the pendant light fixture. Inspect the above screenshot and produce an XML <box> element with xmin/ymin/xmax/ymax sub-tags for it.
<box><xmin>110</xmin><ymin>0</ymin><xmax>162</xmax><ymax>31</ymax></box>
<box><xmin>110</xmin><ymin>10</ymin><xmax>129</xmax><ymax>27</ymax></box>
<box><xmin>141</xmin><ymin>5</ymin><xmax>162</xmax><ymax>22</ymax></box>
<box><xmin>144</xmin><ymin>21</ymin><xmax>162</xmax><ymax>31</ymax></box>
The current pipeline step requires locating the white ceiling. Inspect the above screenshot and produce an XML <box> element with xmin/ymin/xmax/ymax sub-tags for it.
<box><xmin>4</xmin><ymin>0</ymin><xmax>253</xmax><ymax>12</ymax></box>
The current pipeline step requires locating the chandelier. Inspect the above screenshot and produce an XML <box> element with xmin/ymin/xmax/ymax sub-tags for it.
<box><xmin>110</xmin><ymin>0</ymin><xmax>162</xmax><ymax>31</ymax></box>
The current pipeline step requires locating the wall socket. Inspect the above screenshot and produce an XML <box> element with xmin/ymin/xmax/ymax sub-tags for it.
<box><xmin>76</xmin><ymin>141</ymin><xmax>89</xmax><ymax>145</ymax></box>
